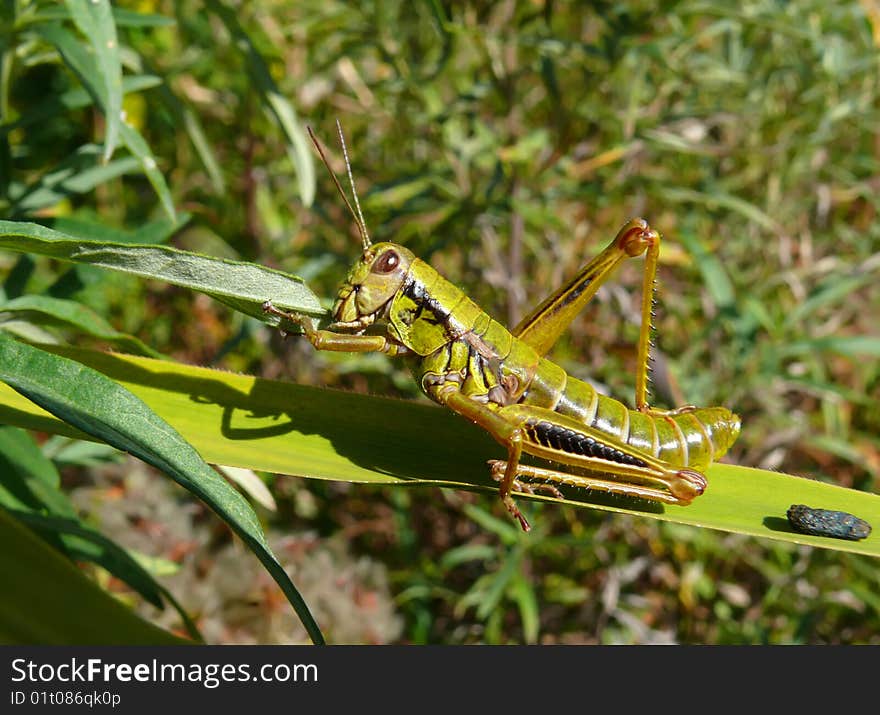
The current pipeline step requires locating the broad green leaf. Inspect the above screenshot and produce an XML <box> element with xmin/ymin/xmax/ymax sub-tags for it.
<box><xmin>206</xmin><ymin>0</ymin><xmax>315</xmax><ymax>207</ymax></box>
<box><xmin>0</xmin><ymin>345</ymin><xmax>876</xmax><ymax>558</ymax></box>
<box><xmin>9</xmin><ymin>509</ymin><xmax>202</xmax><ymax>641</ymax></box>
<box><xmin>64</xmin><ymin>0</ymin><xmax>123</xmax><ymax>163</ymax></box>
<box><xmin>0</xmin><ymin>506</ymin><xmax>187</xmax><ymax>645</ymax></box>
<box><xmin>0</xmin><ymin>426</ymin><xmax>197</xmax><ymax>636</ymax></box>
<box><xmin>0</xmin><ymin>294</ymin><xmax>164</xmax><ymax>358</ymax></box>
<box><xmin>0</xmin><ymin>334</ymin><xmax>324</xmax><ymax>645</ymax></box>
<box><xmin>0</xmin><ymin>220</ymin><xmax>323</xmax><ymax>320</ymax></box>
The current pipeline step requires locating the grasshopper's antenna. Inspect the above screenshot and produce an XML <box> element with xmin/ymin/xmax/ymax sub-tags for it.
<box><xmin>335</xmin><ymin>119</ymin><xmax>371</xmax><ymax>251</ymax></box>
<box><xmin>306</xmin><ymin>124</ymin><xmax>372</xmax><ymax>252</ymax></box>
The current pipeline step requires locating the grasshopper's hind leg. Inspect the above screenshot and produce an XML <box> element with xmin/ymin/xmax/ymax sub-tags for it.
<box><xmin>488</xmin><ymin>460</ymin><xmax>706</xmax><ymax>506</ymax></box>
<box><xmin>510</xmin><ymin>219</ymin><xmax>694</xmax><ymax>417</ymax></box>
<box><xmin>493</xmin><ymin>404</ymin><xmax>708</xmax><ymax>513</ymax></box>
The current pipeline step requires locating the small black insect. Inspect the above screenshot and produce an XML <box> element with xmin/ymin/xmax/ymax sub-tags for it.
<box><xmin>786</xmin><ymin>504</ymin><xmax>872</xmax><ymax>541</ymax></box>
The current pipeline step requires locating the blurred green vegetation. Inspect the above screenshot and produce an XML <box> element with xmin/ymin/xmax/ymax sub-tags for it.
<box><xmin>1</xmin><ymin>0</ymin><xmax>879</xmax><ymax>643</ymax></box>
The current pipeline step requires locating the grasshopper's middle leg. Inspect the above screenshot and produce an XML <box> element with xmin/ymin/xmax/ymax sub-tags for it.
<box><xmin>430</xmin><ymin>384</ymin><xmax>536</xmax><ymax>531</ymax></box>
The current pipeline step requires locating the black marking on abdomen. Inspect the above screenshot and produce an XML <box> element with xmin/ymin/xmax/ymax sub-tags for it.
<box><xmin>528</xmin><ymin>420</ymin><xmax>648</xmax><ymax>467</ymax></box>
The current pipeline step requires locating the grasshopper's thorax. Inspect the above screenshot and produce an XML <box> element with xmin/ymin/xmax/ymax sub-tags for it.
<box><xmin>330</xmin><ymin>242</ymin><xmax>415</xmax><ymax>332</ymax></box>
<box><xmin>386</xmin><ymin>259</ymin><xmax>485</xmax><ymax>356</ymax></box>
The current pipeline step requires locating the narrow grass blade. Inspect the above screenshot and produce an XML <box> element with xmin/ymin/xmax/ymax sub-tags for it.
<box><xmin>663</xmin><ymin>186</ymin><xmax>781</xmax><ymax>233</ymax></box>
<box><xmin>779</xmin><ymin>336</ymin><xmax>880</xmax><ymax>358</ymax></box>
<box><xmin>676</xmin><ymin>229</ymin><xmax>736</xmax><ymax>311</ymax></box>
<box><xmin>36</xmin><ymin>22</ymin><xmax>175</xmax><ymax>220</ymax></box>
<box><xmin>46</xmin><ymin>213</ymin><xmax>189</xmax><ymax>246</ymax></box>
<box><xmin>111</xmin><ymin>8</ymin><xmax>176</xmax><ymax>28</ymax></box>
<box><xmin>0</xmin><ymin>334</ymin><xmax>324</xmax><ymax>645</ymax></box>
<box><xmin>10</xmin><ymin>147</ymin><xmax>141</xmax><ymax>215</ymax></box>
<box><xmin>179</xmin><ymin>104</ymin><xmax>225</xmax><ymax>194</ymax></box>
<box><xmin>787</xmin><ymin>273</ymin><xmax>876</xmax><ymax>324</ymax></box>
<box><xmin>0</xmin><ymin>75</ymin><xmax>162</xmax><ymax>134</ymax></box>
<box><xmin>63</xmin><ymin>0</ymin><xmax>122</xmax><ymax>163</ymax></box>
<box><xmin>21</xmin><ymin>5</ymin><xmax>176</xmax><ymax>28</ymax></box>
<box><xmin>151</xmin><ymin>81</ymin><xmax>225</xmax><ymax>194</ymax></box>
<box><xmin>117</xmin><ymin>120</ymin><xmax>176</xmax><ymax>222</ymax></box>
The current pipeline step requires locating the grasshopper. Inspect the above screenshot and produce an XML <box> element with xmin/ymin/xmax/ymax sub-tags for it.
<box><xmin>264</xmin><ymin>123</ymin><xmax>741</xmax><ymax>531</ymax></box>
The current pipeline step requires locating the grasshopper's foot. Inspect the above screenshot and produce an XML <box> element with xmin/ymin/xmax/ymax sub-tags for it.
<box><xmin>489</xmin><ymin>461</ymin><xmax>562</xmax><ymax>498</ymax></box>
<box><xmin>263</xmin><ymin>300</ymin><xmax>312</xmax><ymax>340</ymax></box>
<box><xmin>488</xmin><ymin>460</ymin><xmax>532</xmax><ymax>532</ymax></box>
<box><xmin>668</xmin><ymin>469</ymin><xmax>707</xmax><ymax>504</ymax></box>
<box><xmin>519</xmin><ymin>482</ymin><xmax>565</xmax><ymax>499</ymax></box>
<box><xmin>262</xmin><ymin>300</ymin><xmax>302</xmax><ymax>323</ymax></box>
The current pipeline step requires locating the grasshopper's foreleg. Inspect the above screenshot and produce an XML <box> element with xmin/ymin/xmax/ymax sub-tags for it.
<box><xmin>262</xmin><ymin>301</ymin><xmax>407</xmax><ymax>355</ymax></box>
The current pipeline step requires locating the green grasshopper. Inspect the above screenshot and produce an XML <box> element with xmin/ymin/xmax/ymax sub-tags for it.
<box><xmin>264</xmin><ymin>124</ymin><xmax>741</xmax><ymax>531</ymax></box>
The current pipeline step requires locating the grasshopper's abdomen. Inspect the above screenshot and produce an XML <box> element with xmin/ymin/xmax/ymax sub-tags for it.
<box><xmin>521</xmin><ymin>359</ymin><xmax>740</xmax><ymax>470</ymax></box>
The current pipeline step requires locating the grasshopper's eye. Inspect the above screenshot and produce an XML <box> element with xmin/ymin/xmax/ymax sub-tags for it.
<box><xmin>372</xmin><ymin>250</ymin><xmax>399</xmax><ymax>274</ymax></box>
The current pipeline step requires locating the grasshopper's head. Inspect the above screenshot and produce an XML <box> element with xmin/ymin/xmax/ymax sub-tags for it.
<box><xmin>330</xmin><ymin>242</ymin><xmax>415</xmax><ymax>332</ymax></box>
<box><xmin>307</xmin><ymin>124</ymin><xmax>414</xmax><ymax>331</ymax></box>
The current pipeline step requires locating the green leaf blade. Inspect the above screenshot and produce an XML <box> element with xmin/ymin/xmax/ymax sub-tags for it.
<box><xmin>63</xmin><ymin>0</ymin><xmax>123</xmax><ymax>162</ymax></box>
<box><xmin>0</xmin><ymin>507</ymin><xmax>187</xmax><ymax>645</ymax></box>
<box><xmin>206</xmin><ymin>0</ymin><xmax>315</xmax><ymax>206</ymax></box>
<box><xmin>1</xmin><ymin>346</ymin><xmax>876</xmax><ymax>559</ymax></box>
<box><xmin>0</xmin><ymin>294</ymin><xmax>164</xmax><ymax>358</ymax></box>
<box><xmin>0</xmin><ymin>334</ymin><xmax>324</xmax><ymax>645</ymax></box>
<box><xmin>0</xmin><ymin>220</ymin><xmax>323</xmax><ymax>319</ymax></box>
